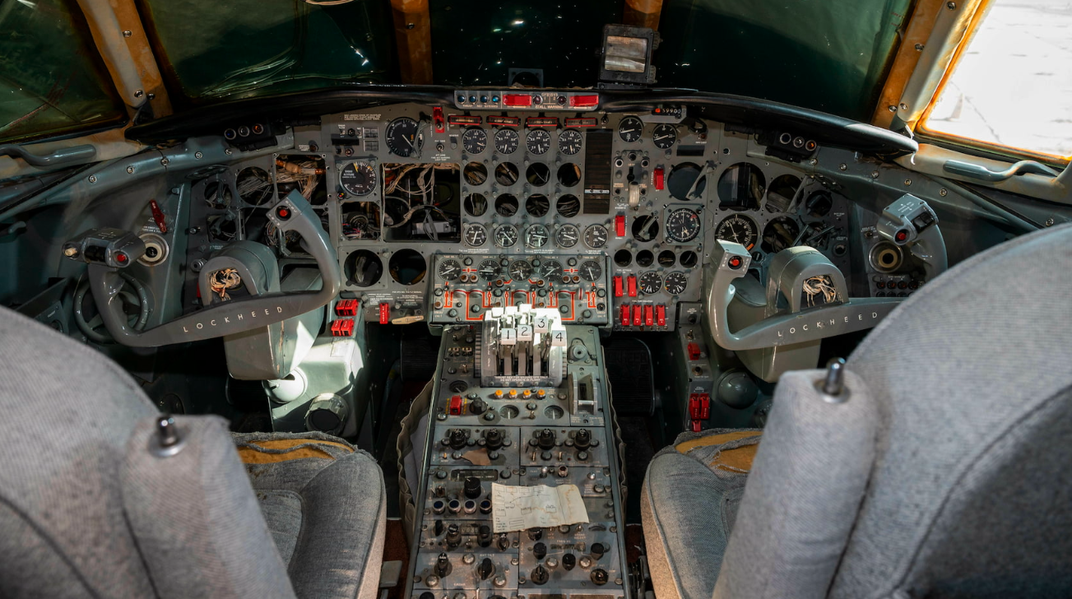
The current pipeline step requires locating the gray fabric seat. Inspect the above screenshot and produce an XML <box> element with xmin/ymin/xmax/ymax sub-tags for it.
<box><xmin>643</xmin><ymin>223</ymin><xmax>1072</xmax><ymax>599</ymax></box>
<box><xmin>0</xmin><ymin>306</ymin><xmax>385</xmax><ymax>599</ymax></box>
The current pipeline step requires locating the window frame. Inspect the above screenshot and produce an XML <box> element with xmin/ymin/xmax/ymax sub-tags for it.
<box><xmin>911</xmin><ymin>0</ymin><xmax>1072</xmax><ymax>167</ymax></box>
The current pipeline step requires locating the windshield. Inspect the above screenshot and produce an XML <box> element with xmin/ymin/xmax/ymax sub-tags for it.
<box><xmin>1</xmin><ymin>0</ymin><xmax>911</xmax><ymax>142</ymax></box>
<box><xmin>0</xmin><ymin>0</ymin><xmax>127</xmax><ymax>143</ymax></box>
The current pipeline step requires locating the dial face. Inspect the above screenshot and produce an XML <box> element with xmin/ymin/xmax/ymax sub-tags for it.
<box><xmin>664</xmin><ymin>271</ymin><xmax>688</xmax><ymax>295</ymax></box>
<box><xmin>478</xmin><ymin>259</ymin><xmax>501</xmax><ymax>281</ymax></box>
<box><xmin>652</xmin><ymin>124</ymin><xmax>677</xmax><ymax>149</ymax></box>
<box><xmin>385</xmin><ymin>117</ymin><xmax>421</xmax><ymax>157</ymax></box>
<box><xmin>525</xmin><ymin>224</ymin><xmax>550</xmax><ymax>248</ymax></box>
<box><xmin>665</xmin><ymin>208</ymin><xmax>702</xmax><ymax>243</ymax></box>
<box><xmin>584</xmin><ymin>224</ymin><xmax>609</xmax><ymax>249</ymax></box>
<box><xmin>526</xmin><ymin>129</ymin><xmax>552</xmax><ymax>155</ymax></box>
<box><xmin>494</xmin><ymin>128</ymin><xmax>520</xmax><ymax>154</ymax></box>
<box><xmin>494</xmin><ymin>224</ymin><xmax>519</xmax><ymax>248</ymax></box>
<box><xmin>438</xmin><ymin>259</ymin><xmax>461</xmax><ymax>281</ymax></box>
<box><xmin>540</xmin><ymin>259</ymin><xmax>563</xmax><ymax>280</ymax></box>
<box><xmin>579</xmin><ymin>260</ymin><xmax>603</xmax><ymax>282</ymax></box>
<box><xmin>461</xmin><ymin>128</ymin><xmax>488</xmax><ymax>154</ymax></box>
<box><xmin>639</xmin><ymin>271</ymin><xmax>663</xmax><ymax>295</ymax></box>
<box><xmin>463</xmin><ymin>223</ymin><xmax>487</xmax><ymax>247</ymax></box>
<box><xmin>509</xmin><ymin>260</ymin><xmax>533</xmax><ymax>281</ymax></box>
<box><xmin>716</xmin><ymin>214</ymin><xmax>759</xmax><ymax>250</ymax></box>
<box><xmin>559</xmin><ymin>129</ymin><xmax>583</xmax><ymax>155</ymax></box>
<box><xmin>618</xmin><ymin>116</ymin><xmax>643</xmax><ymax>143</ymax></box>
<box><xmin>339</xmin><ymin>161</ymin><xmax>376</xmax><ymax>196</ymax></box>
<box><xmin>555</xmin><ymin>224</ymin><xmax>580</xmax><ymax>248</ymax></box>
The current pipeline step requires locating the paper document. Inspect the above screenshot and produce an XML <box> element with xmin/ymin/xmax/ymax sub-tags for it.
<box><xmin>491</xmin><ymin>483</ymin><xmax>590</xmax><ymax>533</ymax></box>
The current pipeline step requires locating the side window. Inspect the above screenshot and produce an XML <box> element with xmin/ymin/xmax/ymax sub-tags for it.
<box><xmin>918</xmin><ymin>0</ymin><xmax>1072</xmax><ymax>162</ymax></box>
<box><xmin>0</xmin><ymin>0</ymin><xmax>126</xmax><ymax>143</ymax></box>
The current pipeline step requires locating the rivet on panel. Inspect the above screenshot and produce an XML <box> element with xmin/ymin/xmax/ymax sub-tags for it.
<box><xmin>122</xmin><ymin>30</ymin><xmax>132</xmax><ymax>37</ymax></box>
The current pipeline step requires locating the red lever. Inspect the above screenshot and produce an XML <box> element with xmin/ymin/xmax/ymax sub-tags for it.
<box><xmin>656</xmin><ymin>304</ymin><xmax>666</xmax><ymax>327</ymax></box>
<box><xmin>644</xmin><ymin>305</ymin><xmax>654</xmax><ymax>327</ymax></box>
<box><xmin>632</xmin><ymin>305</ymin><xmax>643</xmax><ymax>326</ymax></box>
<box><xmin>615</xmin><ymin>214</ymin><xmax>626</xmax><ymax>237</ymax></box>
<box><xmin>653</xmin><ymin>167</ymin><xmax>665</xmax><ymax>191</ymax></box>
<box><xmin>379</xmin><ymin>302</ymin><xmax>390</xmax><ymax>325</ymax></box>
<box><xmin>449</xmin><ymin>395</ymin><xmax>463</xmax><ymax>416</ymax></box>
<box><xmin>613</xmin><ymin>276</ymin><xmax>623</xmax><ymax>298</ymax></box>
<box><xmin>627</xmin><ymin>275</ymin><xmax>637</xmax><ymax>298</ymax></box>
<box><xmin>687</xmin><ymin>342</ymin><xmax>701</xmax><ymax>361</ymax></box>
<box><xmin>432</xmin><ymin>106</ymin><xmax>445</xmax><ymax>133</ymax></box>
<box><xmin>330</xmin><ymin>319</ymin><xmax>355</xmax><ymax>337</ymax></box>
<box><xmin>620</xmin><ymin>304</ymin><xmax>630</xmax><ymax>327</ymax></box>
<box><xmin>335</xmin><ymin>299</ymin><xmax>358</xmax><ymax>317</ymax></box>
<box><xmin>149</xmin><ymin>200</ymin><xmax>168</xmax><ymax>234</ymax></box>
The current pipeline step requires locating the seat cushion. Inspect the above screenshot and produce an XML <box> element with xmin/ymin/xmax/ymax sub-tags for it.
<box><xmin>235</xmin><ymin>433</ymin><xmax>386</xmax><ymax>599</ymax></box>
<box><xmin>641</xmin><ymin>430</ymin><xmax>761</xmax><ymax>599</ymax></box>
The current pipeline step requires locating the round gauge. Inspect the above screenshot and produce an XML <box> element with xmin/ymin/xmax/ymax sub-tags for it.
<box><xmin>509</xmin><ymin>260</ymin><xmax>533</xmax><ymax>281</ymax></box>
<box><xmin>461</xmin><ymin>128</ymin><xmax>488</xmax><ymax>154</ymax></box>
<box><xmin>438</xmin><ymin>259</ymin><xmax>461</xmax><ymax>281</ymax></box>
<box><xmin>618</xmin><ymin>116</ymin><xmax>643</xmax><ymax>143</ymax></box>
<box><xmin>464</xmin><ymin>223</ymin><xmax>487</xmax><ymax>247</ymax></box>
<box><xmin>584</xmin><ymin>224</ymin><xmax>609</xmax><ymax>249</ymax></box>
<box><xmin>761</xmin><ymin>216</ymin><xmax>800</xmax><ymax>254</ymax></box>
<box><xmin>652</xmin><ymin>124</ymin><xmax>677</xmax><ymax>149</ymax></box>
<box><xmin>478</xmin><ymin>259</ymin><xmax>501</xmax><ymax>281</ymax></box>
<box><xmin>385</xmin><ymin>117</ymin><xmax>421</xmax><ymax>157</ymax></box>
<box><xmin>579</xmin><ymin>260</ymin><xmax>603</xmax><ymax>282</ymax></box>
<box><xmin>494</xmin><ymin>128</ymin><xmax>520</xmax><ymax>154</ymax></box>
<box><xmin>716</xmin><ymin>214</ymin><xmax>759</xmax><ymax>251</ymax></box>
<box><xmin>339</xmin><ymin>161</ymin><xmax>376</xmax><ymax>196</ymax></box>
<box><xmin>555</xmin><ymin>224</ymin><xmax>580</xmax><ymax>248</ymax></box>
<box><xmin>559</xmin><ymin>129</ymin><xmax>583</xmax><ymax>155</ymax></box>
<box><xmin>525</xmin><ymin>224</ymin><xmax>550</xmax><ymax>248</ymax></box>
<box><xmin>639</xmin><ymin>271</ymin><xmax>663</xmax><ymax>295</ymax></box>
<box><xmin>664</xmin><ymin>272</ymin><xmax>688</xmax><ymax>295</ymax></box>
<box><xmin>540</xmin><ymin>260</ymin><xmax>563</xmax><ymax>280</ymax></box>
<box><xmin>665</xmin><ymin>208</ymin><xmax>702</xmax><ymax>243</ymax></box>
<box><xmin>494</xmin><ymin>224</ymin><xmax>519</xmax><ymax>248</ymax></box>
<box><xmin>526</xmin><ymin>129</ymin><xmax>552</xmax><ymax>155</ymax></box>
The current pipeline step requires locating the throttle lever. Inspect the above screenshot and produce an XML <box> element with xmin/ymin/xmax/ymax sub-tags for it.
<box><xmin>74</xmin><ymin>190</ymin><xmax>340</xmax><ymax>347</ymax></box>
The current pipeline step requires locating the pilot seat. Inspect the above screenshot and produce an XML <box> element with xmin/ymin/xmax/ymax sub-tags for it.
<box><xmin>0</xmin><ymin>306</ymin><xmax>385</xmax><ymax>599</ymax></box>
<box><xmin>643</xmin><ymin>223</ymin><xmax>1072</xmax><ymax>598</ymax></box>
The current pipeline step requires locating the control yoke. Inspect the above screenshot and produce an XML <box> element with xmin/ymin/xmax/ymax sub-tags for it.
<box><xmin>64</xmin><ymin>191</ymin><xmax>341</xmax><ymax>347</ymax></box>
<box><xmin>706</xmin><ymin>194</ymin><xmax>945</xmax><ymax>351</ymax></box>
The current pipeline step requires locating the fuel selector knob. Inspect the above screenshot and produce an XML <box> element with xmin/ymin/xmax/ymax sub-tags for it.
<box><xmin>574</xmin><ymin>428</ymin><xmax>592</xmax><ymax>450</ymax></box>
<box><xmin>478</xmin><ymin>557</ymin><xmax>495</xmax><ymax>581</ymax></box>
<box><xmin>447</xmin><ymin>429</ymin><xmax>468</xmax><ymax>450</ymax></box>
<box><xmin>434</xmin><ymin>553</ymin><xmax>453</xmax><ymax>577</ymax></box>
<box><xmin>530</xmin><ymin>565</ymin><xmax>550</xmax><ymax>585</ymax></box>
<box><xmin>562</xmin><ymin>553</ymin><xmax>577</xmax><ymax>571</ymax></box>
<box><xmin>590</xmin><ymin>568</ymin><xmax>609</xmax><ymax>586</ymax></box>
<box><xmin>533</xmin><ymin>428</ymin><xmax>556</xmax><ymax>450</ymax></box>
<box><xmin>533</xmin><ymin>542</ymin><xmax>547</xmax><ymax>560</ymax></box>
<box><xmin>484</xmin><ymin>429</ymin><xmax>504</xmax><ymax>450</ymax></box>
<box><xmin>463</xmin><ymin>476</ymin><xmax>482</xmax><ymax>499</ymax></box>
<box><xmin>470</xmin><ymin>398</ymin><xmax>488</xmax><ymax>415</ymax></box>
